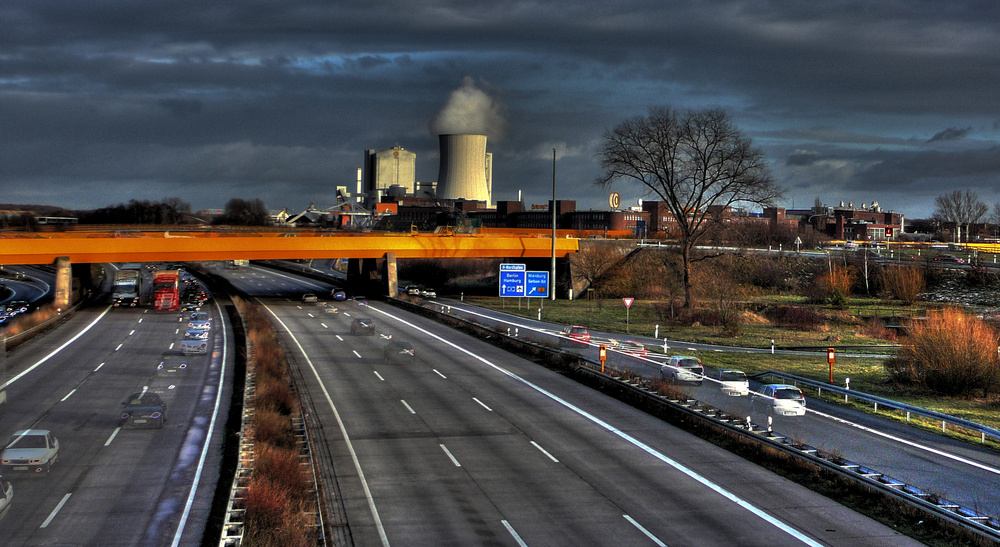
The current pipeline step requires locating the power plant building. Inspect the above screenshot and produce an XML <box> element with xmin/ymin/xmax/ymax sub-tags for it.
<box><xmin>436</xmin><ymin>134</ymin><xmax>492</xmax><ymax>206</ymax></box>
<box><xmin>364</xmin><ymin>146</ymin><xmax>416</xmax><ymax>196</ymax></box>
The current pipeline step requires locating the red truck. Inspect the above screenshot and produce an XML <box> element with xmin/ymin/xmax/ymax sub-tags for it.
<box><xmin>152</xmin><ymin>270</ymin><xmax>180</xmax><ymax>311</ymax></box>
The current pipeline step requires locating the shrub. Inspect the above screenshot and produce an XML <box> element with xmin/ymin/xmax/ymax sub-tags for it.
<box><xmin>254</xmin><ymin>444</ymin><xmax>309</xmax><ymax>496</ymax></box>
<box><xmin>805</xmin><ymin>265</ymin><xmax>855</xmax><ymax>307</ymax></box>
<box><xmin>880</xmin><ymin>265</ymin><xmax>925</xmax><ymax>305</ymax></box>
<box><xmin>891</xmin><ymin>307</ymin><xmax>1000</xmax><ymax>397</ymax></box>
<box><xmin>251</xmin><ymin>408</ymin><xmax>296</xmax><ymax>449</ymax></box>
<box><xmin>766</xmin><ymin>306</ymin><xmax>825</xmax><ymax>331</ymax></box>
<box><xmin>254</xmin><ymin>376</ymin><xmax>298</xmax><ymax>415</ymax></box>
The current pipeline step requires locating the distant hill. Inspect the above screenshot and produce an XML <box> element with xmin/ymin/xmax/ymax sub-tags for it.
<box><xmin>0</xmin><ymin>204</ymin><xmax>78</xmax><ymax>216</ymax></box>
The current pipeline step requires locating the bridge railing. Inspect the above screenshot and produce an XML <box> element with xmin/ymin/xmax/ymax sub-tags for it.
<box><xmin>751</xmin><ymin>370</ymin><xmax>1000</xmax><ymax>445</ymax></box>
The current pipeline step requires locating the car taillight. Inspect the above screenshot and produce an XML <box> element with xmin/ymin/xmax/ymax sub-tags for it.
<box><xmin>1</xmin><ymin>459</ymin><xmax>9</xmax><ymax>464</ymax></box>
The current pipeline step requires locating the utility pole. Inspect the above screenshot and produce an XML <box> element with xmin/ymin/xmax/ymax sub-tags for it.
<box><xmin>551</xmin><ymin>148</ymin><xmax>557</xmax><ymax>301</ymax></box>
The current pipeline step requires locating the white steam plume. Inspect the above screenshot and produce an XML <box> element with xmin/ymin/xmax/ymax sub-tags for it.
<box><xmin>430</xmin><ymin>77</ymin><xmax>506</xmax><ymax>139</ymax></box>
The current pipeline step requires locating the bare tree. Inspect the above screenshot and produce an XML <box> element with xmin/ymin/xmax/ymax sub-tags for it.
<box><xmin>597</xmin><ymin>106</ymin><xmax>783</xmax><ymax>307</ymax></box>
<box><xmin>933</xmin><ymin>190</ymin><xmax>987</xmax><ymax>242</ymax></box>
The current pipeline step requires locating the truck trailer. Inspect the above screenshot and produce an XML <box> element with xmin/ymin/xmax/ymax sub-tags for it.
<box><xmin>152</xmin><ymin>270</ymin><xmax>180</xmax><ymax>311</ymax></box>
<box><xmin>112</xmin><ymin>269</ymin><xmax>142</xmax><ymax>307</ymax></box>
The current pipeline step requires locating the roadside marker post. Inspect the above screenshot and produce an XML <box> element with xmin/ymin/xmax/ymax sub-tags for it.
<box><xmin>827</xmin><ymin>347</ymin><xmax>836</xmax><ymax>383</ymax></box>
<box><xmin>599</xmin><ymin>345</ymin><xmax>607</xmax><ymax>373</ymax></box>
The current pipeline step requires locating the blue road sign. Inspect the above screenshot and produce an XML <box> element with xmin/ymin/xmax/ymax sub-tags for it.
<box><xmin>525</xmin><ymin>271</ymin><xmax>549</xmax><ymax>297</ymax></box>
<box><xmin>499</xmin><ymin>270</ymin><xmax>526</xmax><ymax>297</ymax></box>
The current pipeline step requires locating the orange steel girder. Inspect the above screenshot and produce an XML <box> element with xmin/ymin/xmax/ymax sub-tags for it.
<box><xmin>0</xmin><ymin>231</ymin><xmax>579</xmax><ymax>265</ymax></box>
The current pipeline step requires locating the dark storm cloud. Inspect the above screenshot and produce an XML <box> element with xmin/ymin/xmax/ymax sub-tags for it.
<box><xmin>2</xmin><ymin>1</ymin><xmax>1000</xmax><ymax>215</ymax></box>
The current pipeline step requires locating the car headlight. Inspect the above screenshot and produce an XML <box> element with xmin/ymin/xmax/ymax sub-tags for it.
<box><xmin>150</xmin><ymin>412</ymin><xmax>161</xmax><ymax>419</ymax></box>
<box><xmin>121</xmin><ymin>412</ymin><xmax>131</xmax><ymax>420</ymax></box>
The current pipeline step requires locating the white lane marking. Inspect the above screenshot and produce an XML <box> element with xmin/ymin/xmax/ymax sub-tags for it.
<box><xmin>175</xmin><ymin>328</ymin><xmax>179</xmax><ymax>334</ymax></box>
<box><xmin>169</xmin><ymin>343</ymin><xmax>175</xmax><ymax>350</ymax></box>
<box><xmin>434</xmin><ymin>369</ymin><xmax>447</xmax><ymax>379</ymax></box>
<box><xmin>129</xmin><ymin>329</ymin><xmax>135</xmax><ymax>336</ymax></box>
<box><xmin>261</xmin><ymin>303</ymin><xmax>390</xmax><ymax>547</ymax></box>
<box><xmin>60</xmin><ymin>389</ymin><xmax>76</xmax><ymax>402</ymax></box>
<box><xmin>374</xmin><ymin>371</ymin><xmax>385</xmax><ymax>381</ymax></box>
<box><xmin>138</xmin><ymin>318</ymin><xmax>143</xmax><ymax>323</ymax></box>
<box><xmin>1</xmin><ymin>307</ymin><xmax>111</xmax><ymax>390</ymax></box>
<box><xmin>106</xmin><ymin>427</ymin><xmax>121</xmax><ymax>446</ymax></box>
<box><xmin>41</xmin><ymin>493</ymin><xmax>72</xmax><ymax>528</ymax></box>
<box><xmin>115</xmin><ymin>343</ymin><xmax>123</xmax><ymax>351</ymax></box>
<box><xmin>353</xmin><ymin>350</ymin><xmax>362</xmax><ymax>359</ymax></box>
<box><xmin>343</xmin><ymin>312</ymin><xmax>352</xmax><ymax>318</ymax></box>
<box><xmin>368</xmin><ymin>306</ymin><xmax>822</xmax><ymax>547</ymax></box>
<box><xmin>401</xmin><ymin>400</ymin><xmax>416</xmax><ymax>414</ymax></box>
<box><xmin>94</xmin><ymin>362</ymin><xmax>105</xmax><ymax>372</ymax></box>
<box><xmin>335</xmin><ymin>335</ymin><xmax>344</xmax><ymax>341</ymax></box>
<box><xmin>440</xmin><ymin>444</ymin><xmax>461</xmax><ymax>467</ymax></box>
<box><xmin>321</xmin><ymin>323</ymin><xmax>328</xmax><ymax>329</ymax></box>
<box><xmin>473</xmin><ymin>397</ymin><xmax>493</xmax><ymax>412</ymax></box>
<box><xmin>624</xmin><ymin>514</ymin><xmax>667</xmax><ymax>546</ymax></box>
<box><xmin>531</xmin><ymin>440</ymin><xmax>559</xmax><ymax>463</ymax></box>
<box><xmin>307</xmin><ymin>313</ymin><xmax>314</xmax><ymax>318</ymax></box>
<box><xmin>501</xmin><ymin>520</ymin><xmax>528</xmax><ymax>547</ymax></box>
<box><xmin>807</xmin><ymin>408</ymin><xmax>1000</xmax><ymax>475</ymax></box>
<box><xmin>171</xmin><ymin>298</ymin><xmax>230</xmax><ymax>547</ymax></box>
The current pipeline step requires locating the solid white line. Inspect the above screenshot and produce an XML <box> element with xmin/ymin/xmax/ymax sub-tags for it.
<box><xmin>60</xmin><ymin>389</ymin><xmax>76</xmax><ymax>402</ymax></box>
<box><xmin>368</xmin><ymin>306</ymin><xmax>822</xmax><ymax>547</ymax></box>
<box><xmin>807</xmin><ymin>408</ymin><xmax>1000</xmax><ymax>475</ymax></box>
<box><xmin>440</xmin><ymin>444</ymin><xmax>461</xmax><ymax>467</ymax></box>
<box><xmin>374</xmin><ymin>371</ymin><xmax>385</xmax><ymax>381</ymax></box>
<box><xmin>261</xmin><ymin>302</ymin><xmax>391</xmax><ymax>547</ymax></box>
<box><xmin>624</xmin><ymin>514</ymin><xmax>667</xmax><ymax>546</ymax></box>
<box><xmin>41</xmin><ymin>493</ymin><xmax>72</xmax><ymax>528</ymax></box>
<box><xmin>501</xmin><ymin>520</ymin><xmax>528</xmax><ymax>547</ymax></box>
<box><xmin>353</xmin><ymin>350</ymin><xmax>362</xmax><ymax>359</ymax></box>
<box><xmin>171</xmin><ymin>298</ymin><xmax>229</xmax><ymax>547</ymax></box>
<box><xmin>401</xmin><ymin>400</ymin><xmax>416</xmax><ymax>414</ymax></box>
<box><xmin>94</xmin><ymin>362</ymin><xmax>105</xmax><ymax>372</ymax></box>
<box><xmin>106</xmin><ymin>427</ymin><xmax>121</xmax><ymax>446</ymax></box>
<box><xmin>1</xmin><ymin>307</ymin><xmax>111</xmax><ymax>390</ymax></box>
<box><xmin>530</xmin><ymin>440</ymin><xmax>559</xmax><ymax>463</ymax></box>
<box><xmin>434</xmin><ymin>369</ymin><xmax>447</xmax><ymax>379</ymax></box>
<box><xmin>473</xmin><ymin>397</ymin><xmax>493</xmax><ymax>412</ymax></box>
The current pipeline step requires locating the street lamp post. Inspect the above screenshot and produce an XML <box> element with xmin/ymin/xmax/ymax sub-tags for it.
<box><xmin>551</xmin><ymin>148</ymin><xmax>557</xmax><ymax>301</ymax></box>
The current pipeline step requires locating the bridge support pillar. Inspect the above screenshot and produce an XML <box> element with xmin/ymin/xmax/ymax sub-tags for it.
<box><xmin>54</xmin><ymin>256</ymin><xmax>72</xmax><ymax>310</ymax></box>
<box><xmin>383</xmin><ymin>252</ymin><xmax>398</xmax><ymax>297</ymax></box>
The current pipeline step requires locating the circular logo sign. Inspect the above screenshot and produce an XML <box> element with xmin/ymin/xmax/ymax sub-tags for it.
<box><xmin>609</xmin><ymin>192</ymin><xmax>621</xmax><ymax>209</ymax></box>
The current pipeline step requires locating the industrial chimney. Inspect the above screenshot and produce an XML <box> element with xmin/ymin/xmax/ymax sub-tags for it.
<box><xmin>436</xmin><ymin>134</ymin><xmax>492</xmax><ymax>205</ymax></box>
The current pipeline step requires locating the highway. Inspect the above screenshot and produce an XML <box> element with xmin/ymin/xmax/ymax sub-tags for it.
<box><xmin>0</xmin><ymin>269</ymin><xmax>231</xmax><ymax>546</ymax></box>
<box><xmin>435</xmin><ymin>301</ymin><xmax>1000</xmax><ymax>520</ymax></box>
<box><xmin>219</xmin><ymin>264</ymin><xmax>918</xmax><ymax>546</ymax></box>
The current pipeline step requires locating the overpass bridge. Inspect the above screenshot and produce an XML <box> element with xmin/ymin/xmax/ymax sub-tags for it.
<box><xmin>0</xmin><ymin>229</ymin><xmax>580</xmax><ymax>306</ymax></box>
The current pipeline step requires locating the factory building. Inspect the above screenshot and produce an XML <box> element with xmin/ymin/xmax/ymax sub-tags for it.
<box><xmin>436</xmin><ymin>134</ymin><xmax>492</xmax><ymax>207</ymax></box>
<box><xmin>363</xmin><ymin>146</ymin><xmax>416</xmax><ymax>196</ymax></box>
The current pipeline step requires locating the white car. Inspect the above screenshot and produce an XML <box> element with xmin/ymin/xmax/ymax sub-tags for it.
<box><xmin>180</xmin><ymin>339</ymin><xmax>209</xmax><ymax>354</ymax></box>
<box><xmin>658</xmin><ymin>356</ymin><xmax>704</xmax><ymax>384</ymax></box>
<box><xmin>752</xmin><ymin>384</ymin><xmax>807</xmax><ymax>417</ymax></box>
<box><xmin>716</xmin><ymin>369</ymin><xmax>749</xmax><ymax>396</ymax></box>
<box><xmin>0</xmin><ymin>475</ymin><xmax>12</xmax><ymax>521</ymax></box>
<box><xmin>1</xmin><ymin>430</ymin><xmax>60</xmax><ymax>474</ymax></box>
<box><xmin>186</xmin><ymin>312</ymin><xmax>212</xmax><ymax>330</ymax></box>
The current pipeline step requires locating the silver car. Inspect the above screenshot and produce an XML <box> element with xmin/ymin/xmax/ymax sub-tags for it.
<box><xmin>0</xmin><ymin>430</ymin><xmax>60</xmax><ymax>474</ymax></box>
<box><xmin>0</xmin><ymin>475</ymin><xmax>12</xmax><ymax>521</ymax></box>
<box><xmin>717</xmin><ymin>369</ymin><xmax>750</xmax><ymax>396</ymax></box>
<box><xmin>752</xmin><ymin>384</ymin><xmax>807</xmax><ymax>417</ymax></box>
<box><xmin>186</xmin><ymin>312</ymin><xmax>212</xmax><ymax>331</ymax></box>
<box><xmin>659</xmin><ymin>356</ymin><xmax>704</xmax><ymax>385</ymax></box>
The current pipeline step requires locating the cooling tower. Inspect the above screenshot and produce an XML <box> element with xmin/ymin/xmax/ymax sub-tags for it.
<box><xmin>436</xmin><ymin>134</ymin><xmax>492</xmax><ymax>205</ymax></box>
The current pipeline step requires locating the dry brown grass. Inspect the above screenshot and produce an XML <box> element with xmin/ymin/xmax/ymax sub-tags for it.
<box><xmin>889</xmin><ymin>307</ymin><xmax>1000</xmax><ymax>397</ymax></box>
<box><xmin>3</xmin><ymin>303</ymin><xmax>62</xmax><ymax>337</ymax></box>
<box><xmin>880</xmin><ymin>264</ymin><xmax>926</xmax><ymax>305</ymax></box>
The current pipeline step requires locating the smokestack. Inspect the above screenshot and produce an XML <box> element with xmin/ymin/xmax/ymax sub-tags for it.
<box><xmin>437</xmin><ymin>134</ymin><xmax>491</xmax><ymax>205</ymax></box>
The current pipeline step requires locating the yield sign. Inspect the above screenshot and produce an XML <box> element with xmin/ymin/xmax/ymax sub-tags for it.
<box><xmin>622</xmin><ymin>297</ymin><xmax>634</xmax><ymax>309</ymax></box>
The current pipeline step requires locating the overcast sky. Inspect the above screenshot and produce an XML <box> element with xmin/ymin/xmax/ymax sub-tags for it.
<box><xmin>3</xmin><ymin>1</ymin><xmax>999</xmax><ymax>219</ymax></box>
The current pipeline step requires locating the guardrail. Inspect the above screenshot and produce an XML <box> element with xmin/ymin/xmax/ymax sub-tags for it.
<box><xmin>751</xmin><ymin>370</ymin><xmax>1000</xmax><ymax>445</ymax></box>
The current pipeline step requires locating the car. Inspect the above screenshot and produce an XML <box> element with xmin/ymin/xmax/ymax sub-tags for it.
<box><xmin>617</xmin><ymin>340</ymin><xmax>647</xmax><ymax>357</ymax></box>
<box><xmin>322</xmin><ymin>304</ymin><xmax>339</xmax><ymax>314</ymax></box>
<box><xmin>406</xmin><ymin>285</ymin><xmax>422</xmax><ymax>296</ymax></box>
<box><xmin>560</xmin><ymin>325</ymin><xmax>591</xmax><ymax>346</ymax></box>
<box><xmin>302</xmin><ymin>293</ymin><xmax>319</xmax><ymax>303</ymax></box>
<box><xmin>420</xmin><ymin>288</ymin><xmax>437</xmax><ymax>298</ymax></box>
<box><xmin>352</xmin><ymin>296</ymin><xmax>368</xmax><ymax>306</ymax></box>
<box><xmin>120</xmin><ymin>391</ymin><xmax>167</xmax><ymax>428</ymax></box>
<box><xmin>933</xmin><ymin>254</ymin><xmax>965</xmax><ymax>264</ymax></box>
<box><xmin>351</xmin><ymin>317</ymin><xmax>375</xmax><ymax>335</ymax></box>
<box><xmin>0</xmin><ymin>430</ymin><xmax>59</xmax><ymax>474</ymax></box>
<box><xmin>658</xmin><ymin>356</ymin><xmax>704</xmax><ymax>384</ymax></box>
<box><xmin>751</xmin><ymin>384</ymin><xmax>807</xmax><ymax>417</ymax></box>
<box><xmin>0</xmin><ymin>474</ymin><xmax>11</xmax><ymax>521</ymax></box>
<box><xmin>184</xmin><ymin>329</ymin><xmax>210</xmax><ymax>340</ymax></box>
<box><xmin>186</xmin><ymin>312</ymin><xmax>211</xmax><ymax>330</ymax></box>
<box><xmin>384</xmin><ymin>340</ymin><xmax>416</xmax><ymax>362</ymax></box>
<box><xmin>716</xmin><ymin>369</ymin><xmax>750</xmax><ymax>396</ymax></box>
<box><xmin>180</xmin><ymin>340</ymin><xmax>208</xmax><ymax>354</ymax></box>
<box><xmin>179</xmin><ymin>303</ymin><xmax>201</xmax><ymax>313</ymax></box>
<box><xmin>331</xmin><ymin>289</ymin><xmax>347</xmax><ymax>301</ymax></box>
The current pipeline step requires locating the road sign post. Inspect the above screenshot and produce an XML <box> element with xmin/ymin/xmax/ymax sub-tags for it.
<box><xmin>623</xmin><ymin>297</ymin><xmax>634</xmax><ymax>333</ymax></box>
<box><xmin>827</xmin><ymin>347</ymin><xmax>836</xmax><ymax>383</ymax></box>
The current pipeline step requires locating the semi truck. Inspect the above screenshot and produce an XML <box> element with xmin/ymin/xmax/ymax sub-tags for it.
<box><xmin>152</xmin><ymin>270</ymin><xmax>180</xmax><ymax>311</ymax></box>
<box><xmin>112</xmin><ymin>269</ymin><xmax>142</xmax><ymax>307</ymax></box>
